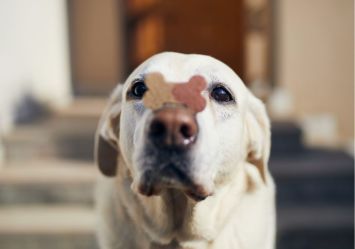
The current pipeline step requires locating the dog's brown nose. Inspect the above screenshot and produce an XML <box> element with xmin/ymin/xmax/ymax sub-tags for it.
<box><xmin>149</xmin><ymin>107</ymin><xmax>198</xmax><ymax>148</ymax></box>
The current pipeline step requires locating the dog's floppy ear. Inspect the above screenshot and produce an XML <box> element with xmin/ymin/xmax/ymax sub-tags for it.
<box><xmin>95</xmin><ymin>84</ymin><xmax>123</xmax><ymax>177</ymax></box>
<box><xmin>245</xmin><ymin>93</ymin><xmax>271</xmax><ymax>184</ymax></box>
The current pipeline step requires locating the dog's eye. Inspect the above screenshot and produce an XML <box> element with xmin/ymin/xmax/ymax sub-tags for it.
<box><xmin>211</xmin><ymin>86</ymin><xmax>234</xmax><ymax>103</ymax></box>
<box><xmin>131</xmin><ymin>81</ymin><xmax>147</xmax><ymax>99</ymax></box>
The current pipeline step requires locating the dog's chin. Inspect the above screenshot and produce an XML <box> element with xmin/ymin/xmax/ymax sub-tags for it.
<box><xmin>133</xmin><ymin>145</ymin><xmax>213</xmax><ymax>201</ymax></box>
<box><xmin>134</xmin><ymin>160</ymin><xmax>212</xmax><ymax>202</ymax></box>
<box><xmin>137</xmin><ymin>176</ymin><xmax>212</xmax><ymax>202</ymax></box>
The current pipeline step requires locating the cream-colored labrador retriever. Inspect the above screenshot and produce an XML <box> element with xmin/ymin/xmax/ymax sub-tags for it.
<box><xmin>95</xmin><ymin>52</ymin><xmax>275</xmax><ymax>249</ymax></box>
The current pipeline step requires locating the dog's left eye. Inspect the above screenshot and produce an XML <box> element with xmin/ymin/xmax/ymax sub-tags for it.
<box><xmin>211</xmin><ymin>86</ymin><xmax>234</xmax><ymax>103</ymax></box>
<box><xmin>131</xmin><ymin>81</ymin><xmax>148</xmax><ymax>99</ymax></box>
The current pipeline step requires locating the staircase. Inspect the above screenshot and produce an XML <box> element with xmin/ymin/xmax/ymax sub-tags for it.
<box><xmin>270</xmin><ymin>122</ymin><xmax>354</xmax><ymax>249</ymax></box>
<box><xmin>0</xmin><ymin>98</ymin><xmax>106</xmax><ymax>249</ymax></box>
<box><xmin>0</xmin><ymin>100</ymin><xmax>353</xmax><ymax>249</ymax></box>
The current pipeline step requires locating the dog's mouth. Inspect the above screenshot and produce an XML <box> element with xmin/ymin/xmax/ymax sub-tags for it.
<box><xmin>136</xmin><ymin>162</ymin><xmax>211</xmax><ymax>202</ymax></box>
<box><xmin>134</xmin><ymin>139</ymin><xmax>212</xmax><ymax>201</ymax></box>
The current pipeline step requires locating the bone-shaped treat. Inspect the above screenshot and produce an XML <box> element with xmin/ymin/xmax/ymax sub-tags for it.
<box><xmin>143</xmin><ymin>73</ymin><xmax>178</xmax><ymax>110</ymax></box>
<box><xmin>172</xmin><ymin>75</ymin><xmax>207</xmax><ymax>113</ymax></box>
<box><xmin>143</xmin><ymin>73</ymin><xmax>207</xmax><ymax>113</ymax></box>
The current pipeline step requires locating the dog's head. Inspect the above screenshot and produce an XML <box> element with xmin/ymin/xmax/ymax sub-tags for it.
<box><xmin>95</xmin><ymin>52</ymin><xmax>270</xmax><ymax>201</ymax></box>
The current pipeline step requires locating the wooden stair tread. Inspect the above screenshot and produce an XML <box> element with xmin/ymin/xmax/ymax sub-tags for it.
<box><xmin>0</xmin><ymin>160</ymin><xmax>97</xmax><ymax>185</ymax></box>
<box><xmin>0</xmin><ymin>205</ymin><xmax>95</xmax><ymax>235</ymax></box>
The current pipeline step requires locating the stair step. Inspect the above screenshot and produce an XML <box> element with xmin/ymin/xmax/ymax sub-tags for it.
<box><xmin>277</xmin><ymin>205</ymin><xmax>354</xmax><ymax>249</ymax></box>
<box><xmin>2</xmin><ymin>122</ymin><xmax>57</xmax><ymax>162</ymax></box>
<box><xmin>3</xmin><ymin>117</ymin><xmax>98</xmax><ymax>162</ymax></box>
<box><xmin>278</xmin><ymin>205</ymin><xmax>354</xmax><ymax>231</ymax></box>
<box><xmin>270</xmin><ymin>149</ymin><xmax>354</xmax><ymax>177</ymax></box>
<box><xmin>0</xmin><ymin>205</ymin><xmax>97</xmax><ymax>249</ymax></box>
<box><xmin>3</xmin><ymin>97</ymin><xmax>106</xmax><ymax>162</ymax></box>
<box><xmin>56</xmin><ymin>97</ymin><xmax>106</xmax><ymax>120</ymax></box>
<box><xmin>271</xmin><ymin>121</ymin><xmax>304</xmax><ymax>155</ymax></box>
<box><xmin>0</xmin><ymin>205</ymin><xmax>95</xmax><ymax>234</ymax></box>
<box><xmin>270</xmin><ymin>149</ymin><xmax>354</xmax><ymax>207</ymax></box>
<box><xmin>0</xmin><ymin>160</ymin><xmax>97</xmax><ymax>205</ymax></box>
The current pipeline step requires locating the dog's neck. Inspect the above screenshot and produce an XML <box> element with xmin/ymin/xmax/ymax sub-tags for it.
<box><xmin>117</xmin><ymin>171</ymin><xmax>196</xmax><ymax>240</ymax></box>
<box><xmin>161</xmin><ymin>188</ymin><xmax>190</xmax><ymax>232</ymax></box>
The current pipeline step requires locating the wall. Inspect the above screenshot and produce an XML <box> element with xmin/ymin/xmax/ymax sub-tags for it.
<box><xmin>274</xmin><ymin>0</ymin><xmax>354</xmax><ymax>148</ymax></box>
<box><xmin>0</xmin><ymin>0</ymin><xmax>72</xmax><ymax>133</ymax></box>
<box><xmin>68</xmin><ymin>0</ymin><xmax>125</xmax><ymax>95</ymax></box>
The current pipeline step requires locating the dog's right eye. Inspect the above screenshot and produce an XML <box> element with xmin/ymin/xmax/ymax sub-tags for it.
<box><xmin>131</xmin><ymin>81</ymin><xmax>147</xmax><ymax>99</ymax></box>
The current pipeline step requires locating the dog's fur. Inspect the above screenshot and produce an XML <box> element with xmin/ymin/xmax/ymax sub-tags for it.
<box><xmin>95</xmin><ymin>52</ymin><xmax>275</xmax><ymax>249</ymax></box>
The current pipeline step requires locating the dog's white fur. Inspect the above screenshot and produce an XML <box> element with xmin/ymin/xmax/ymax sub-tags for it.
<box><xmin>95</xmin><ymin>52</ymin><xmax>275</xmax><ymax>249</ymax></box>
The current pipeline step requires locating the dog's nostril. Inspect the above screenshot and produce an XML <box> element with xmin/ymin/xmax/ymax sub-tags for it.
<box><xmin>150</xmin><ymin>120</ymin><xmax>166</xmax><ymax>137</ymax></box>
<box><xmin>180</xmin><ymin>124</ymin><xmax>194</xmax><ymax>139</ymax></box>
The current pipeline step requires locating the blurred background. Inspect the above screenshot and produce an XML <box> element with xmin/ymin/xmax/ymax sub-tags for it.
<box><xmin>0</xmin><ymin>0</ymin><xmax>353</xmax><ymax>248</ymax></box>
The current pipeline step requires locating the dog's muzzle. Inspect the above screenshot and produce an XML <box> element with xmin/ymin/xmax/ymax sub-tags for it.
<box><xmin>136</xmin><ymin>106</ymin><xmax>211</xmax><ymax>201</ymax></box>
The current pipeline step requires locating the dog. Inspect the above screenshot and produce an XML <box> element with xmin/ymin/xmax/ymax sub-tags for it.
<box><xmin>95</xmin><ymin>52</ymin><xmax>275</xmax><ymax>249</ymax></box>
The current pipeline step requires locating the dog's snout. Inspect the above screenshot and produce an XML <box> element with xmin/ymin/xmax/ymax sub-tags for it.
<box><xmin>149</xmin><ymin>107</ymin><xmax>198</xmax><ymax>148</ymax></box>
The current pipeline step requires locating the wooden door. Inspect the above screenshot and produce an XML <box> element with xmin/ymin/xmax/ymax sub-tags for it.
<box><xmin>67</xmin><ymin>0</ymin><xmax>271</xmax><ymax>94</ymax></box>
<box><xmin>127</xmin><ymin>0</ymin><xmax>245</xmax><ymax>79</ymax></box>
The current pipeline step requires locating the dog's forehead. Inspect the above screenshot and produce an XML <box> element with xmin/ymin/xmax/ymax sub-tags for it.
<box><xmin>144</xmin><ymin>53</ymin><xmax>230</xmax><ymax>82</ymax></box>
<box><xmin>123</xmin><ymin>52</ymin><xmax>248</xmax><ymax>99</ymax></box>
